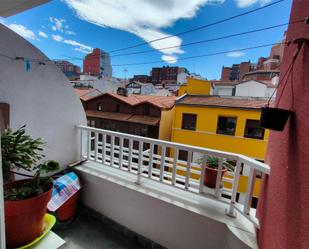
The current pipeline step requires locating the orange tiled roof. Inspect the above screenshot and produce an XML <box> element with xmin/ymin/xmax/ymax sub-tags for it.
<box><xmin>74</xmin><ymin>88</ymin><xmax>102</xmax><ymax>101</ymax></box>
<box><xmin>87</xmin><ymin>92</ymin><xmax>175</xmax><ymax>110</ymax></box>
<box><xmin>86</xmin><ymin>110</ymin><xmax>160</xmax><ymax>126</ymax></box>
<box><xmin>177</xmin><ymin>95</ymin><xmax>274</xmax><ymax>109</ymax></box>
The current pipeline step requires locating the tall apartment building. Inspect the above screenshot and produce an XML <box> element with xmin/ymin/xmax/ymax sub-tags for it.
<box><xmin>151</xmin><ymin>66</ymin><xmax>188</xmax><ymax>84</ymax></box>
<box><xmin>221</xmin><ymin>61</ymin><xmax>251</xmax><ymax>81</ymax></box>
<box><xmin>83</xmin><ymin>48</ymin><xmax>112</xmax><ymax>78</ymax></box>
<box><xmin>220</xmin><ymin>38</ymin><xmax>285</xmax><ymax>81</ymax></box>
<box><xmin>54</xmin><ymin>60</ymin><xmax>81</xmax><ymax>80</ymax></box>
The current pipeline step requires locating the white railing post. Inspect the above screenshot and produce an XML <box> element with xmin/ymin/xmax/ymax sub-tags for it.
<box><xmin>148</xmin><ymin>143</ymin><xmax>154</xmax><ymax>178</ymax></box>
<box><xmin>185</xmin><ymin>151</ymin><xmax>193</xmax><ymax>190</ymax></box>
<box><xmin>215</xmin><ymin>157</ymin><xmax>224</xmax><ymax>198</ymax></box>
<box><xmin>87</xmin><ymin>130</ymin><xmax>91</xmax><ymax>160</ymax></box>
<box><xmin>128</xmin><ymin>139</ymin><xmax>133</xmax><ymax>172</ymax></box>
<box><xmin>243</xmin><ymin>167</ymin><xmax>257</xmax><ymax>215</ymax></box>
<box><xmin>94</xmin><ymin>132</ymin><xmax>98</xmax><ymax>162</ymax></box>
<box><xmin>119</xmin><ymin>137</ymin><xmax>123</xmax><ymax>169</ymax></box>
<box><xmin>172</xmin><ymin>148</ymin><xmax>179</xmax><ymax>186</ymax></box>
<box><xmin>102</xmin><ymin>133</ymin><xmax>106</xmax><ymax>164</ymax></box>
<box><xmin>79</xmin><ymin>127</ymin><xmax>83</xmax><ymax>160</ymax></box>
<box><xmin>160</xmin><ymin>145</ymin><xmax>166</xmax><ymax>182</ymax></box>
<box><xmin>199</xmin><ymin>154</ymin><xmax>207</xmax><ymax>193</ymax></box>
<box><xmin>110</xmin><ymin>135</ymin><xmax>115</xmax><ymax>167</ymax></box>
<box><xmin>226</xmin><ymin>160</ymin><xmax>242</xmax><ymax>218</ymax></box>
<box><xmin>136</xmin><ymin>141</ymin><xmax>143</xmax><ymax>185</ymax></box>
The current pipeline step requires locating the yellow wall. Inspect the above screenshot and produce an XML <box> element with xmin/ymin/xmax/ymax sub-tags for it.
<box><xmin>171</xmin><ymin>105</ymin><xmax>269</xmax><ymax>160</ymax></box>
<box><xmin>178</xmin><ymin>78</ymin><xmax>211</xmax><ymax>96</ymax></box>
<box><xmin>158</xmin><ymin>107</ymin><xmax>175</xmax><ymax>141</ymax></box>
<box><xmin>171</xmin><ymin>104</ymin><xmax>269</xmax><ymax>197</ymax></box>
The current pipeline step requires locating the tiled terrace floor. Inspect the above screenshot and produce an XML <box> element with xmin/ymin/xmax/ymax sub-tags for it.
<box><xmin>54</xmin><ymin>207</ymin><xmax>163</xmax><ymax>249</ymax></box>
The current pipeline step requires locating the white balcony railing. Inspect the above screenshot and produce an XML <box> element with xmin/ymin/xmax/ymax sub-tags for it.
<box><xmin>77</xmin><ymin>125</ymin><xmax>270</xmax><ymax>227</ymax></box>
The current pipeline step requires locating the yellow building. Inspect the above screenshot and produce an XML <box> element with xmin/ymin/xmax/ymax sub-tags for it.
<box><xmin>171</xmin><ymin>94</ymin><xmax>270</xmax><ymax>197</ymax></box>
<box><xmin>178</xmin><ymin>78</ymin><xmax>211</xmax><ymax>96</ymax></box>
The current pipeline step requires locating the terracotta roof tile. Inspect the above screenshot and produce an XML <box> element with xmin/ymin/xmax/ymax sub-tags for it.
<box><xmin>86</xmin><ymin>110</ymin><xmax>160</xmax><ymax>126</ymax></box>
<box><xmin>177</xmin><ymin>95</ymin><xmax>274</xmax><ymax>109</ymax></box>
<box><xmin>87</xmin><ymin>92</ymin><xmax>175</xmax><ymax>110</ymax></box>
<box><xmin>74</xmin><ymin>88</ymin><xmax>102</xmax><ymax>101</ymax></box>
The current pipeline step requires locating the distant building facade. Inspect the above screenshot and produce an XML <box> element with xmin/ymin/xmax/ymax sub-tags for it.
<box><xmin>54</xmin><ymin>60</ymin><xmax>81</xmax><ymax>80</ymax></box>
<box><xmin>130</xmin><ymin>75</ymin><xmax>152</xmax><ymax>83</ymax></box>
<box><xmin>81</xmin><ymin>92</ymin><xmax>175</xmax><ymax>141</ymax></box>
<box><xmin>151</xmin><ymin>66</ymin><xmax>188</xmax><ymax>84</ymax></box>
<box><xmin>220</xmin><ymin>36</ymin><xmax>285</xmax><ymax>81</ymax></box>
<box><xmin>83</xmin><ymin>48</ymin><xmax>112</xmax><ymax>78</ymax></box>
<box><xmin>126</xmin><ymin>82</ymin><xmax>156</xmax><ymax>95</ymax></box>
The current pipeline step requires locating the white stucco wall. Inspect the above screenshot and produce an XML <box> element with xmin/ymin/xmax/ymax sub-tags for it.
<box><xmin>235</xmin><ymin>81</ymin><xmax>267</xmax><ymax>97</ymax></box>
<box><xmin>0</xmin><ymin>24</ymin><xmax>86</xmax><ymax>168</ymax></box>
<box><xmin>217</xmin><ymin>87</ymin><xmax>234</xmax><ymax>96</ymax></box>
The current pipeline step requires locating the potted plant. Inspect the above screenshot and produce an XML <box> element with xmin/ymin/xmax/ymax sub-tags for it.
<box><xmin>203</xmin><ymin>156</ymin><xmax>234</xmax><ymax>188</ymax></box>
<box><xmin>260</xmin><ymin>106</ymin><xmax>293</xmax><ymax>131</ymax></box>
<box><xmin>1</xmin><ymin>126</ymin><xmax>59</xmax><ymax>248</ymax></box>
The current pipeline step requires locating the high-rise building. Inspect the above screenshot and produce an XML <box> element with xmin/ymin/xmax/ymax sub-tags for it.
<box><xmin>54</xmin><ymin>60</ymin><xmax>81</xmax><ymax>80</ymax></box>
<box><xmin>83</xmin><ymin>48</ymin><xmax>112</xmax><ymax>78</ymax></box>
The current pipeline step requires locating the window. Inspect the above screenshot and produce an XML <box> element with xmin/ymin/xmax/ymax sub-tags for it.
<box><xmin>244</xmin><ymin>119</ymin><xmax>265</xmax><ymax>140</ymax></box>
<box><xmin>116</xmin><ymin>104</ymin><xmax>120</xmax><ymax>112</ymax></box>
<box><xmin>217</xmin><ymin>116</ymin><xmax>237</xmax><ymax>136</ymax></box>
<box><xmin>97</xmin><ymin>103</ymin><xmax>102</xmax><ymax>111</ymax></box>
<box><xmin>182</xmin><ymin>113</ymin><xmax>197</xmax><ymax>130</ymax></box>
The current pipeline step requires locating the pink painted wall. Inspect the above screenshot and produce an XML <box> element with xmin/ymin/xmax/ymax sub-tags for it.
<box><xmin>257</xmin><ymin>1</ymin><xmax>309</xmax><ymax>248</ymax></box>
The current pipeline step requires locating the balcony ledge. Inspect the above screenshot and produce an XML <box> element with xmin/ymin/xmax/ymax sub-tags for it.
<box><xmin>75</xmin><ymin>161</ymin><xmax>258</xmax><ymax>249</ymax></box>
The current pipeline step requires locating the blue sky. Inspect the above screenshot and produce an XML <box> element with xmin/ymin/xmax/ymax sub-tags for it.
<box><xmin>1</xmin><ymin>0</ymin><xmax>292</xmax><ymax>79</ymax></box>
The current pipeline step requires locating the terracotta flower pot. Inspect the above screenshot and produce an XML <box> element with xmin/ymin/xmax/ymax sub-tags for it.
<box><xmin>4</xmin><ymin>179</ymin><xmax>53</xmax><ymax>248</ymax></box>
<box><xmin>204</xmin><ymin>167</ymin><xmax>227</xmax><ymax>188</ymax></box>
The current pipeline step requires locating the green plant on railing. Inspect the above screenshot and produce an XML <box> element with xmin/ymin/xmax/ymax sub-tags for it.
<box><xmin>197</xmin><ymin>156</ymin><xmax>235</xmax><ymax>171</ymax></box>
<box><xmin>1</xmin><ymin>125</ymin><xmax>60</xmax><ymax>200</ymax></box>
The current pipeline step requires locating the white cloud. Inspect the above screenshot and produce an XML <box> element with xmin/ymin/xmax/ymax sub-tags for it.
<box><xmin>234</xmin><ymin>0</ymin><xmax>272</xmax><ymax>8</ymax></box>
<box><xmin>38</xmin><ymin>31</ymin><xmax>48</xmax><ymax>38</ymax></box>
<box><xmin>6</xmin><ymin>23</ymin><xmax>37</xmax><ymax>40</ymax></box>
<box><xmin>52</xmin><ymin>34</ymin><xmax>64</xmax><ymax>42</ymax></box>
<box><xmin>65</xmin><ymin>30</ymin><xmax>76</xmax><ymax>35</ymax></box>
<box><xmin>49</xmin><ymin>17</ymin><xmax>76</xmax><ymax>35</ymax></box>
<box><xmin>52</xmin><ymin>34</ymin><xmax>92</xmax><ymax>53</ymax></box>
<box><xmin>161</xmin><ymin>55</ymin><xmax>178</xmax><ymax>64</ymax></box>
<box><xmin>226</xmin><ymin>51</ymin><xmax>245</xmax><ymax>57</ymax></box>
<box><xmin>64</xmin><ymin>0</ymin><xmax>220</xmax><ymax>63</ymax></box>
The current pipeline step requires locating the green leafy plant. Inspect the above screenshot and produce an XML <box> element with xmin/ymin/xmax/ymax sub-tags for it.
<box><xmin>197</xmin><ymin>156</ymin><xmax>235</xmax><ymax>171</ymax></box>
<box><xmin>1</xmin><ymin>126</ymin><xmax>60</xmax><ymax>201</ymax></box>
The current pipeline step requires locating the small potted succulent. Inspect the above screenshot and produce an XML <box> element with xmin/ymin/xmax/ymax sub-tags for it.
<box><xmin>1</xmin><ymin>126</ymin><xmax>59</xmax><ymax>248</ymax></box>
<box><xmin>203</xmin><ymin>156</ymin><xmax>235</xmax><ymax>188</ymax></box>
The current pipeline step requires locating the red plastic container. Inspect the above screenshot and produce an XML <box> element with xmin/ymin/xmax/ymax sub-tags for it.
<box><xmin>55</xmin><ymin>191</ymin><xmax>79</xmax><ymax>222</ymax></box>
<box><xmin>4</xmin><ymin>180</ymin><xmax>53</xmax><ymax>248</ymax></box>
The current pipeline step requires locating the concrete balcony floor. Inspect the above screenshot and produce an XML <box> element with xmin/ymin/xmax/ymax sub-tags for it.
<box><xmin>55</xmin><ymin>206</ymin><xmax>164</xmax><ymax>249</ymax></box>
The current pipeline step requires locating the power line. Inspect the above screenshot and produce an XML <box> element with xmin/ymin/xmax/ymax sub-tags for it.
<box><xmin>109</xmin><ymin>0</ymin><xmax>285</xmax><ymax>53</ymax></box>
<box><xmin>110</xmin><ymin>42</ymin><xmax>284</xmax><ymax>67</ymax></box>
<box><xmin>111</xmin><ymin>20</ymin><xmax>302</xmax><ymax>58</ymax></box>
<box><xmin>60</xmin><ymin>18</ymin><xmax>303</xmax><ymax>62</ymax></box>
<box><xmin>0</xmin><ymin>42</ymin><xmax>284</xmax><ymax>67</ymax></box>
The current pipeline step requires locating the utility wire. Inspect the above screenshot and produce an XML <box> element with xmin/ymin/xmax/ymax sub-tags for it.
<box><xmin>109</xmin><ymin>0</ymin><xmax>285</xmax><ymax>53</ymax></box>
<box><xmin>0</xmin><ymin>42</ymin><xmax>284</xmax><ymax>67</ymax></box>
<box><xmin>110</xmin><ymin>42</ymin><xmax>284</xmax><ymax>67</ymax></box>
<box><xmin>60</xmin><ymin>19</ymin><xmax>304</xmax><ymax>62</ymax></box>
